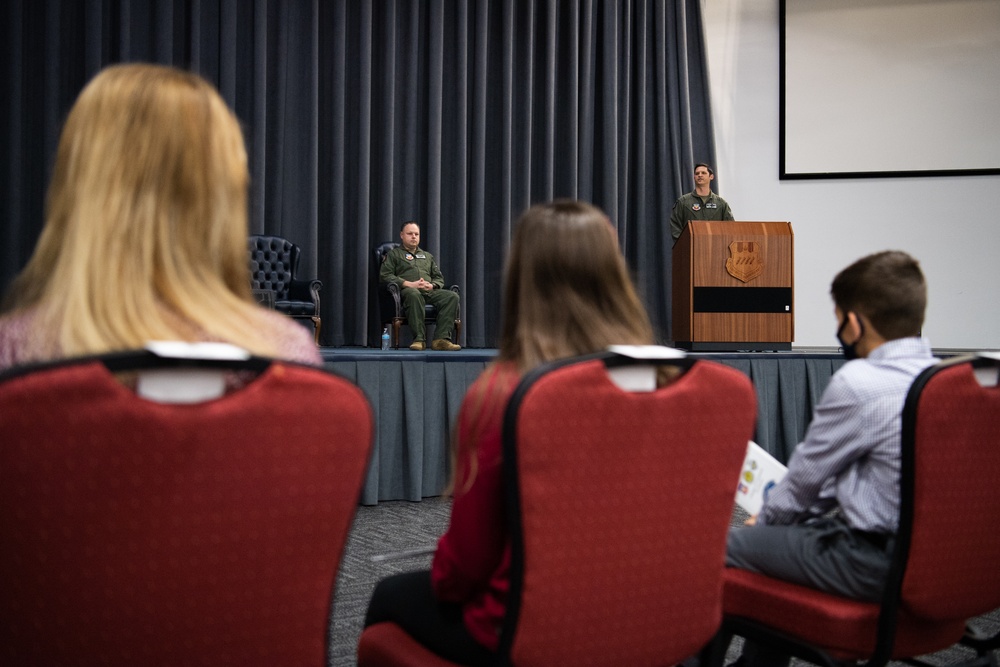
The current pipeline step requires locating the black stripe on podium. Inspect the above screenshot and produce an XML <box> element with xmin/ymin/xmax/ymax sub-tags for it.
<box><xmin>693</xmin><ymin>287</ymin><xmax>792</xmax><ymax>313</ymax></box>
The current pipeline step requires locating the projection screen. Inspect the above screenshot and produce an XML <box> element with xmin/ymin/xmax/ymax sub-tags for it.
<box><xmin>780</xmin><ymin>0</ymin><xmax>1000</xmax><ymax>179</ymax></box>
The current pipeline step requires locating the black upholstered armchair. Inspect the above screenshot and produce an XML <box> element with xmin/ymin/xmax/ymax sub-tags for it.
<box><xmin>248</xmin><ymin>235</ymin><xmax>322</xmax><ymax>344</ymax></box>
<box><xmin>373</xmin><ymin>242</ymin><xmax>461</xmax><ymax>349</ymax></box>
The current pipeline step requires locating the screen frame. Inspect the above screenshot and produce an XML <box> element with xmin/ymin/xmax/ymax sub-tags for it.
<box><xmin>778</xmin><ymin>0</ymin><xmax>1000</xmax><ymax>181</ymax></box>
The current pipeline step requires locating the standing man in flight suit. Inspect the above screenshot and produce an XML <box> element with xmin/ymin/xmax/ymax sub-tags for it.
<box><xmin>669</xmin><ymin>163</ymin><xmax>735</xmax><ymax>245</ymax></box>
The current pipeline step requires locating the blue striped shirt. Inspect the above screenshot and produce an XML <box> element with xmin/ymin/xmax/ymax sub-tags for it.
<box><xmin>760</xmin><ymin>337</ymin><xmax>936</xmax><ymax>533</ymax></box>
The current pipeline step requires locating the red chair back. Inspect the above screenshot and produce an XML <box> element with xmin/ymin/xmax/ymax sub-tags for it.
<box><xmin>718</xmin><ymin>354</ymin><xmax>1000</xmax><ymax>667</ymax></box>
<box><xmin>0</xmin><ymin>351</ymin><xmax>372</xmax><ymax>666</ymax></box>
<box><xmin>897</xmin><ymin>357</ymin><xmax>1000</xmax><ymax>622</ymax></box>
<box><xmin>500</xmin><ymin>353</ymin><xmax>757</xmax><ymax>666</ymax></box>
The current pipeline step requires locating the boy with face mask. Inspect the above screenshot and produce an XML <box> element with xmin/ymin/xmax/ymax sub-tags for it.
<box><xmin>726</xmin><ymin>251</ymin><xmax>935</xmax><ymax>614</ymax></box>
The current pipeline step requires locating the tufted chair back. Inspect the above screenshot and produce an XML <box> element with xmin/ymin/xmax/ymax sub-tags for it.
<box><xmin>249</xmin><ymin>235</ymin><xmax>300</xmax><ymax>298</ymax></box>
<box><xmin>248</xmin><ymin>235</ymin><xmax>322</xmax><ymax>343</ymax></box>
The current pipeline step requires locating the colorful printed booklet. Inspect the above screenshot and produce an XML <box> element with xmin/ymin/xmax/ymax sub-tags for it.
<box><xmin>735</xmin><ymin>440</ymin><xmax>788</xmax><ymax>515</ymax></box>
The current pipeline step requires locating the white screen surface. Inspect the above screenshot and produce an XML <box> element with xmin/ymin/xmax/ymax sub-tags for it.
<box><xmin>782</xmin><ymin>0</ymin><xmax>1000</xmax><ymax>177</ymax></box>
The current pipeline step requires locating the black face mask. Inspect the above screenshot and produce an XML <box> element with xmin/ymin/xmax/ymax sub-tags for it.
<box><xmin>836</xmin><ymin>313</ymin><xmax>865</xmax><ymax>361</ymax></box>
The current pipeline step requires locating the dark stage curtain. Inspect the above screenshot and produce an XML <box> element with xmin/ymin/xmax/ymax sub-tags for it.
<box><xmin>2</xmin><ymin>0</ymin><xmax>717</xmax><ymax>348</ymax></box>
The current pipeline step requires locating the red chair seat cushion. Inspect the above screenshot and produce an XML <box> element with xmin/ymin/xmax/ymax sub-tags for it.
<box><xmin>723</xmin><ymin>568</ymin><xmax>965</xmax><ymax>659</ymax></box>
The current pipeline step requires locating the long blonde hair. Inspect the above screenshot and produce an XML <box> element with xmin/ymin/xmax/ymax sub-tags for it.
<box><xmin>3</xmin><ymin>63</ymin><xmax>282</xmax><ymax>358</ymax></box>
<box><xmin>451</xmin><ymin>200</ymin><xmax>656</xmax><ymax>493</ymax></box>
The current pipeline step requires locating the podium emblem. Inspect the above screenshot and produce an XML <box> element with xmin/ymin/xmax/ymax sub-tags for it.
<box><xmin>726</xmin><ymin>241</ymin><xmax>763</xmax><ymax>283</ymax></box>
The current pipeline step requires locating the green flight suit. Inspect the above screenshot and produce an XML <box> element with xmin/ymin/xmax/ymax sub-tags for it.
<box><xmin>669</xmin><ymin>191</ymin><xmax>734</xmax><ymax>244</ymax></box>
<box><xmin>379</xmin><ymin>245</ymin><xmax>459</xmax><ymax>342</ymax></box>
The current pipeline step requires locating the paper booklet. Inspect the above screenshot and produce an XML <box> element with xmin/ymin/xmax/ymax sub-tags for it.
<box><xmin>735</xmin><ymin>440</ymin><xmax>788</xmax><ymax>515</ymax></box>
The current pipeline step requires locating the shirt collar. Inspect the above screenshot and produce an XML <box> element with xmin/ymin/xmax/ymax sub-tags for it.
<box><xmin>867</xmin><ymin>336</ymin><xmax>933</xmax><ymax>362</ymax></box>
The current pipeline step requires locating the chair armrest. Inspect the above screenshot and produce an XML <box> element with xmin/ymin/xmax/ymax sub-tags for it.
<box><xmin>287</xmin><ymin>278</ymin><xmax>322</xmax><ymax>315</ymax></box>
<box><xmin>448</xmin><ymin>285</ymin><xmax>461</xmax><ymax>318</ymax></box>
<box><xmin>252</xmin><ymin>289</ymin><xmax>277</xmax><ymax>309</ymax></box>
<box><xmin>385</xmin><ymin>283</ymin><xmax>403</xmax><ymax>317</ymax></box>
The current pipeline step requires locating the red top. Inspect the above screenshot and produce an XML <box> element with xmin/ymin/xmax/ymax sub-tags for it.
<box><xmin>431</xmin><ymin>363</ymin><xmax>520</xmax><ymax>651</ymax></box>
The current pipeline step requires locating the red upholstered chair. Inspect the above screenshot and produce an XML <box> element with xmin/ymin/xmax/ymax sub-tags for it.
<box><xmin>0</xmin><ymin>349</ymin><xmax>372</xmax><ymax>666</ymax></box>
<box><xmin>717</xmin><ymin>354</ymin><xmax>1000</xmax><ymax>667</ymax></box>
<box><xmin>358</xmin><ymin>351</ymin><xmax>757</xmax><ymax>666</ymax></box>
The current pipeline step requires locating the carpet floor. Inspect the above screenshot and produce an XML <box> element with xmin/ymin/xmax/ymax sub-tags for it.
<box><xmin>327</xmin><ymin>498</ymin><xmax>999</xmax><ymax>667</ymax></box>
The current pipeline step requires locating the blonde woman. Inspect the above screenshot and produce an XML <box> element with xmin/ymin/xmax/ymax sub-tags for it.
<box><xmin>0</xmin><ymin>63</ymin><xmax>320</xmax><ymax>371</ymax></box>
<box><xmin>362</xmin><ymin>200</ymin><xmax>658</xmax><ymax>665</ymax></box>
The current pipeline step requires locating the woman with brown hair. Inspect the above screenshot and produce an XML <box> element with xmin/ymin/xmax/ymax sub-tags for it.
<box><xmin>0</xmin><ymin>63</ymin><xmax>320</xmax><ymax>370</ymax></box>
<box><xmin>362</xmin><ymin>199</ymin><xmax>657</xmax><ymax>665</ymax></box>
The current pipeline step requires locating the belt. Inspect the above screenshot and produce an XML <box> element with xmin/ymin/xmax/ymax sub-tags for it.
<box><xmin>856</xmin><ymin>530</ymin><xmax>894</xmax><ymax>550</ymax></box>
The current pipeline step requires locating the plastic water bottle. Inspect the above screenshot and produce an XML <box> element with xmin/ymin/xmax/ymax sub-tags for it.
<box><xmin>381</xmin><ymin>326</ymin><xmax>390</xmax><ymax>350</ymax></box>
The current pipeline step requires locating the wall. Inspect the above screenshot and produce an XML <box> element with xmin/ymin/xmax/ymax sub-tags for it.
<box><xmin>702</xmin><ymin>0</ymin><xmax>1000</xmax><ymax>350</ymax></box>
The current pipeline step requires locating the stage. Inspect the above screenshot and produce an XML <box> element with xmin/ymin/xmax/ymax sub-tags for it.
<box><xmin>321</xmin><ymin>347</ymin><xmax>847</xmax><ymax>505</ymax></box>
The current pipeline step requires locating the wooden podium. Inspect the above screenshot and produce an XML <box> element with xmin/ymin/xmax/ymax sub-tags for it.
<box><xmin>672</xmin><ymin>221</ymin><xmax>793</xmax><ymax>351</ymax></box>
